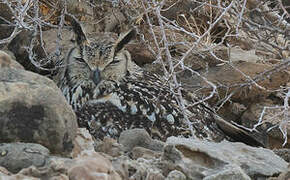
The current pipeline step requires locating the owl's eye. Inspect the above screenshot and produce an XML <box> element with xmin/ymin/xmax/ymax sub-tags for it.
<box><xmin>75</xmin><ymin>57</ymin><xmax>86</xmax><ymax>63</ymax></box>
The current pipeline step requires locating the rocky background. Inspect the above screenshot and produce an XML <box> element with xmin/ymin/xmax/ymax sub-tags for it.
<box><xmin>0</xmin><ymin>0</ymin><xmax>289</xmax><ymax>179</ymax></box>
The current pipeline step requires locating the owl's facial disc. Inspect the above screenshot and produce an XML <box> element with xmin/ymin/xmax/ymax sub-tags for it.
<box><xmin>91</xmin><ymin>68</ymin><xmax>101</xmax><ymax>86</ymax></box>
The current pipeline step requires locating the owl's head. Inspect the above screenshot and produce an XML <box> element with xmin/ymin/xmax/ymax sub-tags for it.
<box><xmin>64</xmin><ymin>15</ymin><xmax>137</xmax><ymax>89</ymax></box>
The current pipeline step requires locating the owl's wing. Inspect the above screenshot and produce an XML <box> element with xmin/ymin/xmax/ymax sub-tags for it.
<box><xmin>76</xmin><ymin>97</ymin><xmax>159</xmax><ymax>140</ymax></box>
<box><xmin>75</xmin><ymin>70</ymin><xmax>216</xmax><ymax>141</ymax></box>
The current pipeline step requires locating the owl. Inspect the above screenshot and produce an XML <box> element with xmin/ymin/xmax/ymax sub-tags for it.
<box><xmin>56</xmin><ymin>16</ymin><xmax>263</xmax><ymax>146</ymax></box>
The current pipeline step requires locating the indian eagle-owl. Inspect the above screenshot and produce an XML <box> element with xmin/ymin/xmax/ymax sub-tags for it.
<box><xmin>55</xmin><ymin>16</ymin><xmax>263</xmax><ymax>146</ymax></box>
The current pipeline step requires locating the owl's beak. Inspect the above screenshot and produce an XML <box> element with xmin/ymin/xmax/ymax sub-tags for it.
<box><xmin>91</xmin><ymin>68</ymin><xmax>101</xmax><ymax>86</ymax></box>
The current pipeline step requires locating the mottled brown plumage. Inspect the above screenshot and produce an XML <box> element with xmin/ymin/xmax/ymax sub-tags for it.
<box><xmin>56</xmin><ymin>16</ymin><xmax>263</xmax><ymax>146</ymax></box>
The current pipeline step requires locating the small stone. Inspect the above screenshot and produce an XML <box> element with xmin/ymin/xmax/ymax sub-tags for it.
<box><xmin>132</xmin><ymin>147</ymin><xmax>161</xmax><ymax>160</ymax></box>
<box><xmin>166</xmin><ymin>170</ymin><xmax>186</xmax><ymax>180</ymax></box>
<box><xmin>72</xmin><ymin>128</ymin><xmax>95</xmax><ymax>158</ymax></box>
<box><xmin>0</xmin><ymin>143</ymin><xmax>50</xmax><ymax>173</ymax></box>
<box><xmin>95</xmin><ymin>137</ymin><xmax>124</xmax><ymax>157</ymax></box>
<box><xmin>162</xmin><ymin>145</ymin><xmax>183</xmax><ymax>163</ymax></box>
<box><xmin>68</xmin><ymin>151</ymin><xmax>121</xmax><ymax>180</ymax></box>
<box><xmin>119</xmin><ymin>129</ymin><xmax>164</xmax><ymax>152</ymax></box>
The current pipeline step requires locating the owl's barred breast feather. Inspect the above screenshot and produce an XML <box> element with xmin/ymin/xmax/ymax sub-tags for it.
<box><xmin>62</xmin><ymin>68</ymin><xmax>225</xmax><ymax>141</ymax></box>
<box><xmin>56</xmin><ymin>15</ymin><xmax>264</xmax><ymax>146</ymax></box>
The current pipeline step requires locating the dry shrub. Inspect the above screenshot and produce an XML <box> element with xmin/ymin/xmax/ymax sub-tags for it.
<box><xmin>0</xmin><ymin>0</ymin><xmax>289</xmax><ymax>146</ymax></box>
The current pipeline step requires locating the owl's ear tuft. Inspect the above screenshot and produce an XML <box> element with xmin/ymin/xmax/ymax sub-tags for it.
<box><xmin>115</xmin><ymin>29</ymin><xmax>136</xmax><ymax>53</ymax></box>
<box><xmin>65</xmin><ymin>14</ymin><xmax>88</xmax><ymax>46</ymax></box>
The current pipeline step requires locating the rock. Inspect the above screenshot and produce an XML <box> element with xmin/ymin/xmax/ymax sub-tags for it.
<box><xmin>160</xmin><ymin>0</ymin><xmax>198</xmax><ymax>21</ymax></box>
<box><xmin>72</xmin><ymin>128</ymin><xmax>95</xmax><ymax>158</ymax></box>
<box><xmin>0</xmin><ymin>3</ymin><xmax>13</xmax><ymax>24</ymax></box>
<box><xmin>159</xmin><ymin>144</ymin><xmax>210</xmax><ymax>179</ymax></box>
<box><xmin>201</xmin><ymin>61</ymin><xmax>290</xmax><ymax>103</ymax></box>
<box><xmin>7</xmin><ymin>30</ymin><xmax>54</xmax><ymax>75</ymax></box>
<box><xmin>0</xmin><ymin>156</ymin><xmax>73</xmax><ymax>179</ymax></box>
<box><xmin>131</xmin><ymin>147</ymin><xmax>162</xmax><ymax>160</ymax></box>
<box><xmin>127</xmin><ymin>158</ymin><xmax>164</xmax><ymax>180</ymax></box>
<box><xmin>91</xmin><ymin>1</ymin><xmax>129</xmax><ymax>33</ymax></box>
<box><xmin>181</xmin><ymin>46</ymin><xmax>229</xmax><ymax>71</ymax></box>
<box><xmin>0</xmin><ymin>167</ymin><xmax>39</xmax><ymax>180</ymax></box>
<box><xmin>112</xmin><ymin>154</ymin><xmax>167</xmax><ymax>180</ymax></box>
<box><xmin>40</xmin><ymin>28</ymin><xmax>73</xmax><ymax>70</ymax></box>
<box><xmin>212</xmin><ymin>102</ymin><xmax>247</xmax><ymax>129</ymax></box>
<box><xmin>103</xmin><ymin>10</ymin><xmax>126</xmax><ymax>33</ymax></box>
<box><xmin>0</xmin><ymin>50</ymin><xmax>23</xmax><ymax>69</ymax></box>
<box><xmin>126</xmin><ymin>43</ymin><xmax>155</xmax><ymax>66</ymax></box>
<box><xmin>229</xmin><ymin>47</ymin><xmax>260</xmax><ymax>63</ymax></box>
<box><xmin>142</xmin><ymin>46</ymin><xmax>229</xmax><ymax>74</ymax></box>
<box><xmin>0</xmin><ymin>24</ymin><xmax>14</xmax><ymax>47</ymax></box>
<box><xmin>268</xmin><ymin>166</ymin><xmax>290</xmax><ymax>180</ymax></box>
<box><xmin>0</xmin><ymin>68</ymin><xmax>78</xmax><ymax>155</ymax></box>
<box><xmin>95</xmin><ymin>137</ymin><xmax>124</xmax><ymax>157</ymax></box>
<box><xmin>66</xmin><ymin>0</ymin><xmax>93</xmax><ymax>20</ymax></box>
<box><xmin>166</xmin><ymin>170</ymin><xmax>186</xmax><ymax>180</ymax></box>
<box><xmin>111</xmin><ymin>156</ymin><xmax>130</xmax><ymax>180</ymax></box>
<box><xmin>18</xmin><ymin>156</ymin><xmax>73</xmax><ymax>179</ymax></box>
<box><xmin>119</xmin><ymin>129</ymin><xmax>165</xmax><ymax>152</ymax></box>
<box><xmin>109</xmin><ymin>139</ymin><xmax>260</xmax><ymax>179</ymax></box>
<box><xmin>166</xmin><ymin>137</ymin><xmax>288</xmax><ymax>179</ymax></box>
<box><xmin>203</xmin><ymin>165</ymin><xmax>251</xmax><ymax>180</ymax></box>
<box><xmin>41</xmin><ymin>28</ymin><xmax>72</xmax><ymax>52</ymax></box>
<box><xmin>274</xmin><ymin>149</ymin><xmax>290</xmax><ymax>163</ymax></box>
<box><xmin>160</xmin><ymin>144</ymin><xmax>251</xmax><ymax>179</ymax></box>
<box><xmin>0</xmin><ymin>143</ymin><xmax>49</xmax><ymax>173</ymax></box>
<box><xmin>68</xmin><ymin>151</ymin><xmax>122</xmax><ymax>180</ymax></box>
<box><xmin>0</xmin><ymin>166</ymin><xmax>11</xmax><ymax>175</ymax></box>
<box><xmin>47</xmin><ymin>174</ymin><xmax>69</xmax><ymax>180</ymax></box>
<box><xmin>161</xmin><ymin>145</ymin><xmax>183</xmax><ymax>163</ymax></box>
<box><xmin>142</xmin><ymin>171</ymin><xmax>165</xmax><ymax>180</ymax></box>
<box><xmin>213</xmin><ymin>113</ymin><xmax>265</xmax><ymax>147</ymax></box>
<box><xmin>241</xmin><ymin>100</ymin><xmax>290</xmax><ymax>148</ymax></box>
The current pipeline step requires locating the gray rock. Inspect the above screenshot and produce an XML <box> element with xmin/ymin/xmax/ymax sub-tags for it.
<box><xmin>161</xmin><ymin>145</ymin><xmax>183</xmax><ymax>163</ymax></box>
<box><xmin>270</xmin><ymin>166</ymin><xmax>290</xmax><ymax>180</ymax></box>
<box><xmin>94</xmin><ymin>137</ymin><xmax>124</xmax><ymax>157</ymax></box>
<box><xmin>0</xmin><ymin>50</ymin><xmax>23</xmax><ymax>69</ymax></box>
<box><xmin>0</xmin><ymin>143</ymin><xmax>50</xmax><ymax>173</ymax></box>
<box><xmin>166</xmin><ymin>137</ymin><xmax>288</xmax><ymax>178</ymax></box>
<box><xmin>203</xmin><ymin>164</ymin><xmax>251</xmax><ymax>180</ymax></box>
<box><xmin>274</xmin><ymin>148</ymin><xmax>290</xmax><ymax>163</ymax></box>
<box><xmin>7</xmin><ymin>30</ymin><xmax>52</xmax><ymax>76</ymax></box>
<box><xmin>160</xmin><ymin>144</ymin><xmax>212</xmax><ymax>179</ymax></box>
<box><xmin>127</xmin><ymin>158</ymin><xmax>165</xmax><ymax>180</ymax></box>
<box><xmin>132</xmin><ymin>147</ymin><xmax>162</xmax><ymax>160</ymax></box>
<box><xmin>119</xmin><ymin>129</ymin><xmax>165</xmax><ymax>152</ymax></box>
<box><xmin>0</xmin><ymin>68</ymin><xmax>78</xmax><ymax>155</ymax></box>
<box><xmin>166</xmin><ymin>170</ymin><xmax>186</xmax><ymax>180</ymax></box>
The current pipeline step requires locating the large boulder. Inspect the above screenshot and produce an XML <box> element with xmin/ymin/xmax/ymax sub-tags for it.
<box><xmin>0</xmin><ymin>51</ymin><xmax>23</xmax><ymax>69</ymax></box>
<box><xmin>166</xmin><ymin>137</ymin><xmax>288</xmax><ymax>179</ymax></box>
<box><xmin>200</xmin><ymin>61</ymin><xmax>290</xmax><ymax>103</ymax></box>
<box><xmin>0</xmin><ymin>66</ymin><xmax>78</xmax><ymax>155</ymax></box>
